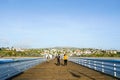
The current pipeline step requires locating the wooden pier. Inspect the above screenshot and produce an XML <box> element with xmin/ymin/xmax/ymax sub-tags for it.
<box><xmin>10</xmin><ymin>59</ymin><xmax>117</xmax><ymax>80</ymax></box>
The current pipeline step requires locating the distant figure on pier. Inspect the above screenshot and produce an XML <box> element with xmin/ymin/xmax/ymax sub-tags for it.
<box><xmin>45</xmin><ymin>53</ymin><xmax>53</xmax><ymax>62</ymax></box>
<box><xmin>63</xmin><ymin>54</ymin><xmax>68</xmax><ymax>66</ymax></box>
<box><xmin>56</xmin><ymin>54</ymin><xmax>60</xmax><ymax>65</ymax></box>
<box><xmin>46</xmin><ymin>55</ymin><xmax>50</xmax><ymax>62</ymax></box>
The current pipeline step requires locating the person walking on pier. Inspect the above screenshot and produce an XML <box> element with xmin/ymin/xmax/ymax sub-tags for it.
<box><xmin>63</xmin><ymin>54</ymin><xmax>68</xmax><ymax>66</ymax></box>
<box><xmin>46</xmin><ymin>54</ymin><xmax>50</xmax><ymax>62</ymax></box>
<box><xmin>56</xmin><ymin>54</ymin><xmax>60</xmax><ymax>65</ymax></box>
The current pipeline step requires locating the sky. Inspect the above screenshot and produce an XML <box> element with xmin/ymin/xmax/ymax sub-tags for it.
<box><xmin>0</xmin><ymin>0</ymin><xmax>120</xmax><ymax>50</ymax></box>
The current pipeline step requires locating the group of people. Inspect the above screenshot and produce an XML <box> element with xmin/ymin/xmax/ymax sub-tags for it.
<box><xmin>56</xmin><ymin>54</ymin><xmax>68</xmax><ymax>66</ymax></box>
<box><xmin>45</xmin><ymin>53</ymin><xmax>68</xmax><ymax>66</ymax></box>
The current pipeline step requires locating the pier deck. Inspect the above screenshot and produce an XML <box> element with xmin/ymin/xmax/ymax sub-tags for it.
<box><xmin>10</xmin><ymin>59</ymin><xmax>117</xmax><ymax>80</ymax></box>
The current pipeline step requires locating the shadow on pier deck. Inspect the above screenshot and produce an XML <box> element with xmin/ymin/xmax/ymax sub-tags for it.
<box><xmin>9</xmin><ymin>59</ymin><xmax>118</xmax><ymax>80</ymax></box>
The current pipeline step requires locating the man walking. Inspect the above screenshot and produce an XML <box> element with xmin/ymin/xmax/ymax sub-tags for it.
<box><xmin>57</xmin><ymin>54</ymin><xmax>60</xmax><ymax>65</ymax></box>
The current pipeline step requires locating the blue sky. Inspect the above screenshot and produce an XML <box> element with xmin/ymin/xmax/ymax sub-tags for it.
<box><xmin>0</xmin><ymin>0</ymin><xmax>120</xmax><ymax>49</ymax></box>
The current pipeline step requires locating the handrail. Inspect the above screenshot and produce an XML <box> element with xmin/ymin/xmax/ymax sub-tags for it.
<box><xmin>0</xmin><ymin>58</ymin><xmax>46</xmax><ymax>80</ymax></box>
<box><xmin>69</xmin><ymin>57</ymin><xmax>120</xmax><ymax>79</ymax></box>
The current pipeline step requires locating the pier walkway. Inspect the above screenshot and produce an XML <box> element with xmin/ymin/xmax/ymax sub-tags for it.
<box><xmin>10</xmin><ymin>59</ymin><xmax>117</xmax><ymax>80</ymax></box>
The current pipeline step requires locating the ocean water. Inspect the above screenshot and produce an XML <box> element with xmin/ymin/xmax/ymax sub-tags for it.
<box><xmin>0</xmin><ymin>59</ymin><xmax>14</xmax><ymax>64</ymax></box>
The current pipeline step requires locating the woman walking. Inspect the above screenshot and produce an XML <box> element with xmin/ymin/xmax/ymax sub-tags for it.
<box><xmin>63</xmin><ymin>54</ymin><xmax>68</xmax><ymax>66</ymax></box>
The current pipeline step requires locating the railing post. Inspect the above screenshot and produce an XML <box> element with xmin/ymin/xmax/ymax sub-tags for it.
<box><xmin>79</xmin><ymin>59</ymin><xmax>81</xmax><ymax>64</ymax></box>
<box><xmin>78</xmin><ymin>59</ymin><xmax>80</xmax><ymax>64</ymax></box>
<box><xmin>82</xmin><ymin>59</ymin><xmax>84</xmax><ymax>65</ymax></box>
<box><xmin>84</xmin><ymin>59</ymin><xmax>86</xmax><ymax>66</ymax></box>
<box><xmin>94</xmin><ymin>61</ymin><xmax>96</xmax><ymax>70</ymax></box>
<box><xmin>102</xmin><ymin>62</ymin><xmax>104</xmax><ymax>72</ymax></box>
<box><xmin>86</xmin><ymin>60</ymin><xmax>88</xmax><ymax>67</ymax></box>
<box><xmin>114</xmin><ymin>64</ymin><xmax>116</xmax><ymax>77</ymax></box>
<box><xmin>77</xmin><ymin>59</ymin><xmax>79</xmax><ymax>64</ymax></box>
<box><xmin>88</xmin><ymin>60</ymin><xmax>91</xmax><ymax>68</ymax></box>
<box><xmin>85</xmin><ymin>60</ymin><xmax>86</xmax><ymax>66</ymax></box>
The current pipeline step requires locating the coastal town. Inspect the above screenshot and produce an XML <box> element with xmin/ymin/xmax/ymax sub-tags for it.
<box><xmin>0</xmin><ymin>47</ymin><xmax>120</xmax><ymax>57</ymax></box>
